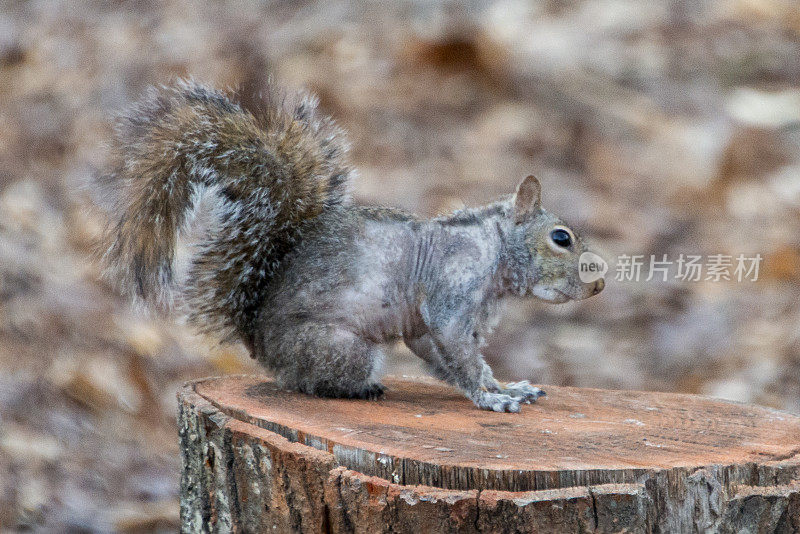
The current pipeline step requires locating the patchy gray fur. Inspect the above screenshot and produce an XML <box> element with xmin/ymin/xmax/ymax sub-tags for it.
<box><xmin>254</xmin><ymin>195</ymin><xmax>603</xmax><ymax>411</ymax></box>
<box><xmin>100</xmin><ymin>81</ymin><xmax>604</xmax><ymax>412</ymax></box>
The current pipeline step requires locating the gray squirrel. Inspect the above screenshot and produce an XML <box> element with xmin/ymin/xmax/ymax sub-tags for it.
<box><xmin>98</xmin><ymin>79</ymin><xmax>604</xmax><ymax>413</ymax></box>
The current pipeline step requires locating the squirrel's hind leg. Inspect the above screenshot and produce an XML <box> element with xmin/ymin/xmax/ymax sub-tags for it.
<box><xmin>263</xmin><ymin>322</ymin><xmax>386</xmax><ymax>400</ymax></box>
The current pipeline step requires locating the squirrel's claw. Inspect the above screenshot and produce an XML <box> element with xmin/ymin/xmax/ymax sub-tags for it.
<box><xmin>475</xmin><ymin>392</ymin><xmax>522</xmax><ymax>413</ymax></box>
<box><xmin>357</xmin><ymin>383</ymin><xmax>386</xmax><ymax>400</ymax></box>
<box><xmin>501</xmin><ymin>381</ymin><xmax>546</xmax><ymax>404</ymax></box>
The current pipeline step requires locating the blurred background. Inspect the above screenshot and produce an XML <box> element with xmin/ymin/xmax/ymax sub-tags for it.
<box><xmin>1</xmin><ymin>0</ymin><xmax>799</xmax><ymax>530</ymax></box>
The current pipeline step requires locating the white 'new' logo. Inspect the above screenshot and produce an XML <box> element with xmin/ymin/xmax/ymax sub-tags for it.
<box><xmin>579</xmin><ymin>252</ymin><xmax>608</xmax><ymax>283</ymax></box>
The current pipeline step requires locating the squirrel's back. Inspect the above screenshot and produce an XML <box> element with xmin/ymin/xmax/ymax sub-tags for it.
<box><xmin>98</xmin><ymin>79</ymin><xmax>353</xmax><ymax>344</ymax></box>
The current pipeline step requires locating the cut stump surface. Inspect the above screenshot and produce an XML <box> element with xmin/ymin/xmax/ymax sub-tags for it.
<box><xmin>179</xmin><ymin>375</ymin><xmax>800</xmax><ymax>533</ymax></box>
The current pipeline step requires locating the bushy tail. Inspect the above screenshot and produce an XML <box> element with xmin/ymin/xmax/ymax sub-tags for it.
<box><xmin>97</xmin><ymin>79</ymin><xmax>353</xmax><ymax>344</ymax></box>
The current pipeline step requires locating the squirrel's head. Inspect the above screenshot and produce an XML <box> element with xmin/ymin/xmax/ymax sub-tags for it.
<box><xmin>506</xmin><ymin>175</ymin><xmax>605</xmax><ymax>303</ymax></box>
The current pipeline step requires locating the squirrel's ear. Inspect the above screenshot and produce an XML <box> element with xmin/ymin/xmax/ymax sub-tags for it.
<box><xmin>514</xmin><ymin>175</ymin><xmax>541</xmax><ymax>223</ymax></box>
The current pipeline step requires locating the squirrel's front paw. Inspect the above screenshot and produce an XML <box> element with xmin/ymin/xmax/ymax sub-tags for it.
<box><xmin>474</xmin><ymin>392</ymin><xmax>521</xmax><ymax>413</ymax></box>
<box><xmin>500</xmin><ymin>381</ymin><xmax>546</xmax><ymax>404</ymax></box>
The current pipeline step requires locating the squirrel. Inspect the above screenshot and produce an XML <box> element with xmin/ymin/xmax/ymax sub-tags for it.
<box><xmin>97</xmin><ymin>79</ymin><xmax>604</xmax><ymax>413</ymax></box>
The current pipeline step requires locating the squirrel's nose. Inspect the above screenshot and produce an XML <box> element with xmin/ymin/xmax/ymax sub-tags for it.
<box><xmin>592</xmin><ymin>278</ymin><xmax>605</xmax><ymax>295</ymax></box>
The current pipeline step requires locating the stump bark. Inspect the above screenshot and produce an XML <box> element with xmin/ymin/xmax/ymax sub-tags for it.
<box><xmin>179</xmin><ymin>375</ymin><xmax>800</xmax><ymax>533</ymax></box>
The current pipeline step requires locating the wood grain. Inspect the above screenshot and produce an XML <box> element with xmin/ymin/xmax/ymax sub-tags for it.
<box><xmin>180</xmin><ymin>375</ymin><xmax>800</xmax><ymax>532</ymax></box>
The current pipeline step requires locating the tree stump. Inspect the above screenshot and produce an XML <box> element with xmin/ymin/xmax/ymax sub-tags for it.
<box><xmin>179</xmin><ymin>375</ymin><xmax>800</xmax><ymax>533</ymax></box>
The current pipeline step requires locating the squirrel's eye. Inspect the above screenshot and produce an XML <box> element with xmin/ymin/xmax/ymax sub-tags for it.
<box><xmin>550</xmin><ymin>229</ymin><xmax>572</xmax><ymax>248</ymax></box>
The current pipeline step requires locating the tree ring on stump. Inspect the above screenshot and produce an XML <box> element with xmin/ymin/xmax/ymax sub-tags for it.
<box><xmin>179</xmin><ymin>375</ymin><xmax>800</xmax><ymax>532</ymax></box>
